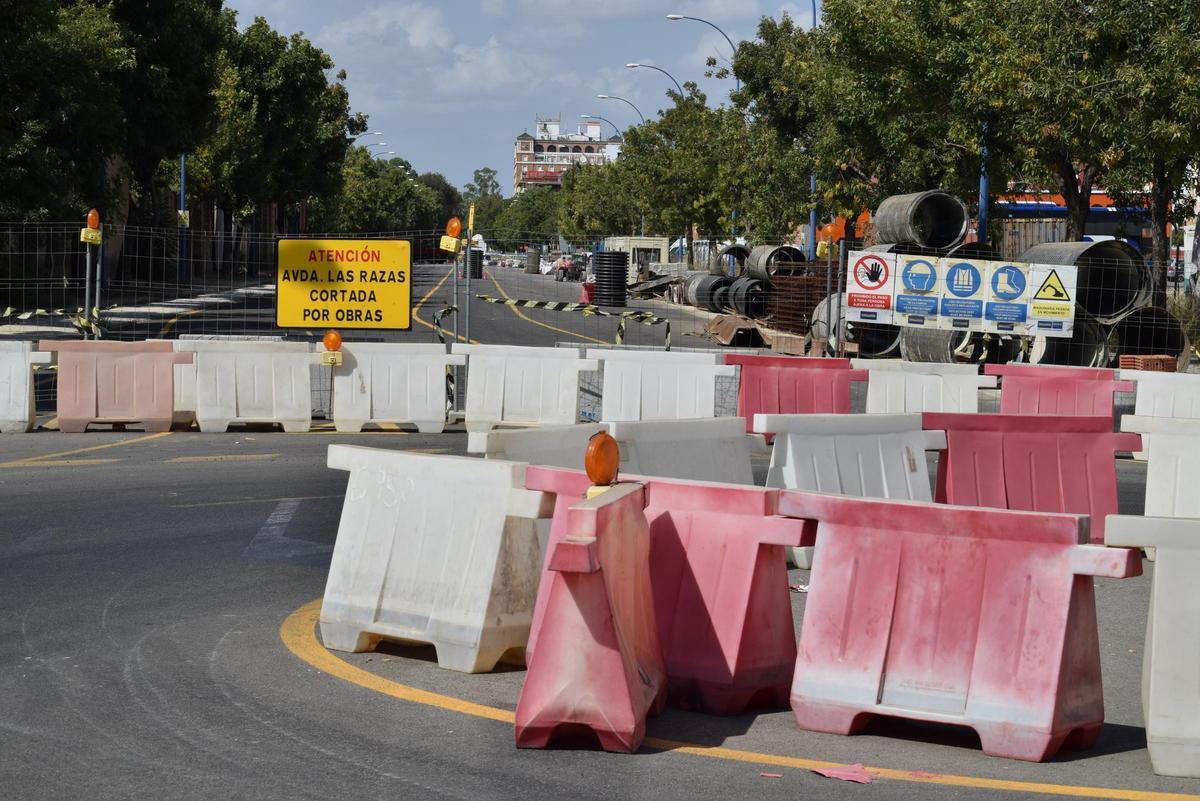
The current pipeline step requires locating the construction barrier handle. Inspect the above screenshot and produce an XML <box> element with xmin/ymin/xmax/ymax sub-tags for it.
<box><xmin>1070</xmin><ymin>544</ymin><xmax>1142</xmax><ymax>578</ymax></box>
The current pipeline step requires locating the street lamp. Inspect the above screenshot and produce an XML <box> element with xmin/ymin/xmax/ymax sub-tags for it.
<box><xmin>597</xmin><ymin>94</ymin><xmax>645</xmax><ymax>124</ymax></box>
<box><xmin>626</xmin><ymin>62</ymin><xmax>683</xmax><ymax>95</ymax></box>
<box><xmin>665</xmin><ymin>14</ymin><xmax>741</xmax><ymax>90</ymax></box>
<box><xmin>365</xmin><ymin>142</ymin><xmax>390</xmax><ymax>149</ymax></box>
<box><xmin>580</xmin><ymin>113</ymin><xmax>622</xmax><ymax>139</ymax></box>
<box><xmin>353</xmin><ymin>130</ymin><xmax>385</xmax><ymax>141</ymax></box>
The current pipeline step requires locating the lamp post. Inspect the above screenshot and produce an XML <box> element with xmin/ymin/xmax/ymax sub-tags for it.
<box><xmin>365</xmin><ymin>142</ymin><xmax>390</xmax><ymax>150</ymax></box>
<box><xmin>626</xmin><ymin>62</ymin><xmax>684</xmax><ymax>95</ymax></box>
<box><xmin>597</xmin><ymin>94</ymin><xmax>645</xmax><ymax>124</ymax></box>
<box><xmin>353</xmin><ymin>131</ymin><xmax>385</xmax><ymax>141</ymax></box>
<box><xmin>665</xmin><ymin>14</ymin><xmax>741</xmax><ymax>91</ymax></box>
<box><xmin>580</xmin><ymin>113</ymin><xmax>621</xmax><ymax>139</ymax></box>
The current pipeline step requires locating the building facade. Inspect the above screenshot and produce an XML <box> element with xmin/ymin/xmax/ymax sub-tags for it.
<box><xmin>512</xmin><ymin>115</ymin><xmax>622</xmax><ymax>194</ymax></box>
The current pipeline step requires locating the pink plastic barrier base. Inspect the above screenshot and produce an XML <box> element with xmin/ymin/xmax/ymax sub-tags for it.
<box><xmin>525</xmin><ymin>466</ymin><xmax>812</xmax><ymax>715</ymax></box>
<box><xmin>514</xmin><ymin>482</ymin><xmax>666</xmax><ymax>753</ymax></box>
<box><xmin>40</xmin><ymin>340</ymin><xmax>191</xmax><ymax>433</ymax></box>
<box><xmin>725</xmin><ymin>354</ymin><xmax>863</xmax><ymax>434</ymax></box>
<box><xmin>985</xmin><ymin>364</ymin><xmax>1132</xmax><ymax>416</ymax></box>
<box><xmin>779</xmin><ymin>491</ymin><xmax>1141</xmax><ymax>762</ymax></box>
<box><xmin>924</xmin><ymin>412</ymin><xmax>1140</xmax><ymax>544</ymax></box>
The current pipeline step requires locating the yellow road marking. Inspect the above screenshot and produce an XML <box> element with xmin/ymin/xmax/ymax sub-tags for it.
<box><xmin>166</xmin><ymin>453</ymin><xmax>278</xmax><ymax>464</ymax></box>
<box><xmin>405</xmin><ymin>447</ymin><xmax>450</xmax><ymax>454</ymax></box>
<box><xmin>377</xmin><ymin>422</ymin><xmax>402</xmax><ymax>431</ymax></box>
<box><xmin>172</xmin><ymin>494</ymin><xmax>343</xmax><ymax>509</ymax></box>
<box><xmin>281</xmin><ymin>599</ymin><xmax>1196</xmax><ymax>801</ymax></box>
<box><xmin>487</xmin><ymin>272</ymin><xmax>608</xmax><ymax>345</ymax></box>
<box><xmin>412</xmin><ymin>266</ymin><xmax>476</xmax><ymax>344</ymax></box>
<box><xmin>0</xmin><ymin>431</ymin><xmax>171</xmax><ymax>467</ymax></box>
<box><xmin>0</xmin><ymin>458</ymin><xmax>121</xmax><ymax>468</ymax></box>
<box><xmin>158</xmin><ymin>308</ymin><xmax>204</xmax><ymax>337</ymax></box>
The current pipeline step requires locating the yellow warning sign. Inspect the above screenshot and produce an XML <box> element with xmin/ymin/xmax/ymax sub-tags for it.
<box><xmin>1034</xmin><ymin>269</ymin><xmax>1070</xmax><ymax>301</ymax></box>
<box><xmin>276</xmin><ymin>239</ymin><xmax>411</xmax><ymax>330</ymax></box>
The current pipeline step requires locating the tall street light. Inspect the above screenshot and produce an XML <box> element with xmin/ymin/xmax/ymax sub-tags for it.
<box><xmin>665</xmin><ymin>14</ymin><xmax>740</xmax><ymax>90</ymax></box>
<box><xmin>353</xmin><ymin>130</ymin><xmax>385</xmax><ymax>141</ymax></box>
<box><xmin>581</xmin><ymin>113</ymin><xmax>622</xmax><ymax>139</ymax></box>
<box><xmin>365</xmin><ymin>141</ymin><xmax>390</xmax><ymax>149</ymax></box>
<box><xmin>597</xmin><ymin>94</ymin><xmax>645</xmax><ymax>124</ymax></box>
<box><xmin>626</xmin><ymin>63</ymin><xmax>683</xmax><ymax>95</ymax></box>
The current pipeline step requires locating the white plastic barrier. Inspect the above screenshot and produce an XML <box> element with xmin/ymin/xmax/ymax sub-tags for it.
<box><xmin>586</xmin><ymin>349</ymin><xmax>734</xmax><ymax>422</ymax></box>
<box><xmin>609</xmin><ymin>417</ymin><xmax>754</xmax><ymax>485</ymax></box>
<box><xmin>852</xmin><ymin>359</ymin><xmax>995</xmax><ymax>414</ymax></box>
<box><xmin>1123</xmin><ymin>416</ymin><xmax>1200</xmax><ymax>519</ymax></box>
<box><xmin>754</xmin><ymin>412</ymin><xmax>945</xmax><ymax>567</ymax></box>
<box><xmin>452</xmin><ymin>344</ymin><xmax>597</xmax><ymax>433</ymax></box>
<box><xmin>471</xmin><ymin>418</ymin><xmax>754</xmax><ymax>485</ymax></box>
<box><xmin>175</xmin><ymin>340</ymin><xmax>320</xmax><ymax>433</ymax></box>
<box><xmin>0</xmin><ymin>342</ymin><xmax>51</xmax><ymax>433</ymax></box>
<box><xmin>171</xmin><ymin>336</ymin><xmax>285</xmax><ymax>426</ymax></box>
<box><xmin>1106</xmin><ymin>514</ymin><xmax>1200</xmax><ymax>778</ymax></box>
<box><xmin>327</xmin><ymin>342</ymin><xmax>465</xmax><ymax>433</ymax></box>
<box><xmin>1119</xmin><ymin>372</ymin><xmax>1200</xmax><ymax>460</ymax></box>
<box><xmin>321</xmin><ymin>445</ymin><xmax>551</xmax><ymax>673</ymax></box>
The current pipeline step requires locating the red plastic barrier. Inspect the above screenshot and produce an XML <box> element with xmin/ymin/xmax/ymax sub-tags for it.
<box><xmin>924</xmin><ymin>412</ymin><xmax>1140</xmax><ymax>544</ymax></box>
<box><xmin>778</xmin><ymin>490</ymin><xmax>1142</xmax><ymax>761</ymax></box>
<box><xmin>984</xmin><ymin>363</ymin><xmax>1132</xmax><ymax>415</ymax></box>
<box><xmin>514</xmin><ymin>482</ymin><xmax>666</xmax><ymax>752</ymax></box>
<box><xmin>725</xmin><ymin>353</ymin><xmax>865</xmax><ymax>434</ymax></box>
<box><xmin>40</xmin><ymin>340</ymin><xmax>191</xmax><ymax>433</ymax></box>
<box><xmin>525</xmin><ymin>465</ymin><xmax>813</xmax><ymax>714</ymax></box>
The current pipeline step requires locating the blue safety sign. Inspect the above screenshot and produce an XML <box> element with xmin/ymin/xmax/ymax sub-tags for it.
<box><xmin>901</xmin><ymin>259</ymin><xmax>937</xmax><ymax>293</ymax></box>
<box><xmin>944</xmin><ymin>262</ymin><xmax>981</xmax><ymax>298</ymax></box>
<box><xmin>990</xmin><ymin>266</ymin><xmax>1026</xmax><ymax>301</ymax></box>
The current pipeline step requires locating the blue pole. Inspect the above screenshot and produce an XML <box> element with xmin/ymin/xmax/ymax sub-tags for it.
<box><xmin>978</xmin><ymin>123</ymin><xmax>989</xmax><ymax>245</ymax></box>
<box><xmin>808</xmin><ymin>173</ymin><xmax>818</xmax><ymax>261</ymax></box>
<box><xmin>178</xmin><ymin>153</ymin><xmax>189</xmax><ymax>282</ymax></box>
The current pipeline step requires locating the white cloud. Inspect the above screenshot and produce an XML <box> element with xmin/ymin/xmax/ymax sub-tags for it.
<box><xmin>319</xmin><ymin>4</ymin><xmax>453</xmax><ymax>59</ymax></box>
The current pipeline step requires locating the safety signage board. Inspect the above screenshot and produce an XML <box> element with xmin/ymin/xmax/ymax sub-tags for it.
<box><xmin>1028</xmin><ymin>263</ymin><xmax>1077</xmax><ymax>337</ymax></box>
<box><xmin>894</xmin><ymin>256</ymin><xmax>939</xmax><ymax>327</ymax></box>
<box><xmin>984</xmin><ymin>261</ymin><xmax>1031</xmax><ymax>334</ymax></box>
<box><xmin>938</xmin><ymin>259</ymin><xmax>986</xmax><ymax>332</ymax></box>
<box><xmin>846</xmin><ymin>251</ymin><xmax>896</xmax><ymax>325</ymax></box>
<box><xmin>276</xmin><ymin>239</ymin><xmax>411</xmax><ymax>329</ymax></box>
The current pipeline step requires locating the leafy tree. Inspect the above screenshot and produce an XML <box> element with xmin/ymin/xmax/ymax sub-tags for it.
<box><xmin>462</xmin><ymin>167</ymin><xmax>501</xmax><ymax>205</ymax></box>
<box><xmin>559</xmin><ymin>163</ymin><xmax>642</xmax><ymax>239</ymax></box>
<box><xmin>308</xmin><ymin>146</ymin><xmax>438</xmax><ymax>233</ymax></box>
<box><xmin>0</xmin><ymin>1</ymin><xmax>132</xmax><ymax>220</ymax></box>
<box><xmin>187</xmin><ymin>17</ymin><xmax>365</xmax><ymax>216</ymax></box>
<box><xmin>102</xmin><ymin>0</ymin><xmax>232</xmax><ymax>224</ymax></box>
<box><xmin>490</xmin><ymin>187</ymin><xmax>560</xmax><ymax>247</ymax></box>
<box><xmin>416</xmin><ymin>172</ymin><xmax>463</xmax><ymax>227</ymax></box>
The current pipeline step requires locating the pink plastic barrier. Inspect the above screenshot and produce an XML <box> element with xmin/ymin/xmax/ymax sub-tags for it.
<box><xmin>524</xmin><ymin>466</ymin><xmax>813</xmax><ymax>714</ymax></box>
<box><xmin>779</xmin><ymin>490</ymin><xmax>1142</xmax><ymax>761</ymax></box>
<box><xmin>40</xmin><ymin>340</ymin><xmax>191</xmax><ymax>433</ymax></box>
<box><xmin>924</xmin><ymin>412</ymin><xmax>1140</xmax><ymax>544</ymax></box>
<box><xmin>725</xmin><ymin>353</ymin><xmax>864</xmax><ymax>434</ymax></box>
<box><xmin>514</xmin><ymin>482</ymin><xmax>666</xmax><ymax>752</ymax></box>
<box><xmin>984</xmin><ymin>363</ymin><xmax>1132</xmax><ymax>415</ymax></box>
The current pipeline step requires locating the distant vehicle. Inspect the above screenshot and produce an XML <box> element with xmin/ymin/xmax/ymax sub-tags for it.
<box><xmin>554</xmin><ymin>254</ymin><xmax>586</xmax><ymax>282</ymax></box>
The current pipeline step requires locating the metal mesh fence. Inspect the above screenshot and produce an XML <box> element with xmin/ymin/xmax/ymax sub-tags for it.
<box><xmin>4</xmin><ymin>222</ymin><xmax>1195</xmax><ymax>421</ymax></box>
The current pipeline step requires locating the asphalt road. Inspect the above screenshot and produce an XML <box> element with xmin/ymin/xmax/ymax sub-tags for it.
<box><xmin>1</xmin><ymin>262</ymin><xmax>1195</xmax><ymax>800</ymax></box>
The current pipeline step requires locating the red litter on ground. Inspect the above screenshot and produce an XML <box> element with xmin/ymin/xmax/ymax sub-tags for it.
<box><xmin>813</xmin><ymin>764</ymin><xmax>873</xmax><ymax>784</ymax></box>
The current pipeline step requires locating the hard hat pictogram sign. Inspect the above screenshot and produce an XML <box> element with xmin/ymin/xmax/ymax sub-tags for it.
<box><xmin>1034</xmin><ymin>270</ymin><xmax>1070</xmax><ymax>301</ymax></box>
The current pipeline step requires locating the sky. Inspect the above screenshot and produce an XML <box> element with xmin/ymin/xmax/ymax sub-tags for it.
<box><xmin>222</xmin><ymin>0</ymin><xmax>814</xmax><ymax>195</ymax></box>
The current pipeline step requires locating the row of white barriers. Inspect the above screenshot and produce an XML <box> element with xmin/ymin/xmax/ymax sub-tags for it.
<box><xmin>2</xmin><ymin>340</ymin><xmax>1193</xmax><ymax>435</ymax></box>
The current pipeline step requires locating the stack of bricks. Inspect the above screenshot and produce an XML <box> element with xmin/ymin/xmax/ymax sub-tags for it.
<box><xmin>1118</xmin><ymin>354</ymin><xmax>1177</xmax><ymax>373</ymax></box>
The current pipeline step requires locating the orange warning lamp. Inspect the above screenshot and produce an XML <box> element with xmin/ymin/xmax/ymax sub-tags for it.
<box><xmin>323</xmin><ymin>329</ymin><xmax>342</xmax><ymax>351</ymax></box>
<box><xmin>86</xmin><ymin>208</ymin><xmax>100</xmax><ymax>230</ymax></box>
<box><xmin>445</xmin><ymin>216</ymin><xmax>462</xmax><ymax>238</ymax></box>
<box><xmin>585</xmin><ymin>431</ymin><xmax>620</xmax><ymax>486</ymax></box>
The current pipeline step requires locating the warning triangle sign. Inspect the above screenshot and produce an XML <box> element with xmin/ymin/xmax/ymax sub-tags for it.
<box><xmin>1034</xmin><ymin>269</ymin><xmax>1069</xmax><ymax>301</ymax></box>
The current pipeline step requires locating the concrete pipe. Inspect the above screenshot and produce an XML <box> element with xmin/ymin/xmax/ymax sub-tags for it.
<box><xmin>1018</xmin><ymin>240</ymin><xmax>1150</xmax><ymax>324</ymax></box>
<box><xmin>746</xmin><ymin>244</ymin><xmax>807</xmax><ymax>282</ymax></box>
<box><xmin>709</xmin><ymin>243</ymin><xmax>752</xmax><ymax>276</ymax></box>
<box><xmin>873</xmin><ymin>191</ymin><xmax>970</xmax><ymax>249</ymax></box>
<box><xmin>1112</xmin><ymin>306</ymin><xmax>1190</xmax><ymax>371</ymax></box>
<box><xmin>1029</xmin><ymin>312</ymin><xmax>1111</xmax><ymax>368</ymax></box>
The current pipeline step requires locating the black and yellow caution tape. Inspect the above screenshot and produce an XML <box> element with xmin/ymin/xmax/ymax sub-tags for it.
<box><xmin>0</xmin><ymin>305</ymin><xmax>113</xmax><ymax>337</ymax></box>
<box><xmin>430</xmin><ymin>305</ymin><xmax>458</xmax><ymax>408</ymax></box>
<box><xmin>475</xmin><ymin>295</ymin><xmax>671</xmax><ymax>350</ymax></box>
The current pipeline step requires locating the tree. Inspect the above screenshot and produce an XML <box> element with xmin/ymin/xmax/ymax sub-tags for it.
<box><xmin>0</xmin><ymin>1</ymin><xmax>132</xmax><ymax>220</ymax></box>
<box><xmin>462</xmin><ymin>167</ymin><xmax>501</xmax><ymax>205</ymax></box>
<box><xmin>308</xmin><ymin>147</ymin><xmax>439</xmax><ymax>233</ymax></box>
<box><xmin>416</xmin><ymin>172</ymin><xmax>463</xmax><ymax>227</ymax></box>
<box><xmin>491</xmin><ymin>187</ymin><xmax>560</xmax><ymax>248</ymax></box>
<box><xmin>187</xmin><ymin>17</ymin><xmax>366</xmax><ymax>217</ymax></box>
<box><xmin>559</xmin><ymin>162</ymin><xmax>642</xmax><ymax>240</ymax></box>
<box><xmin>103</xmin><ymin>0</ymin><xmax>233</xmax><ymax>224</ymax></box>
